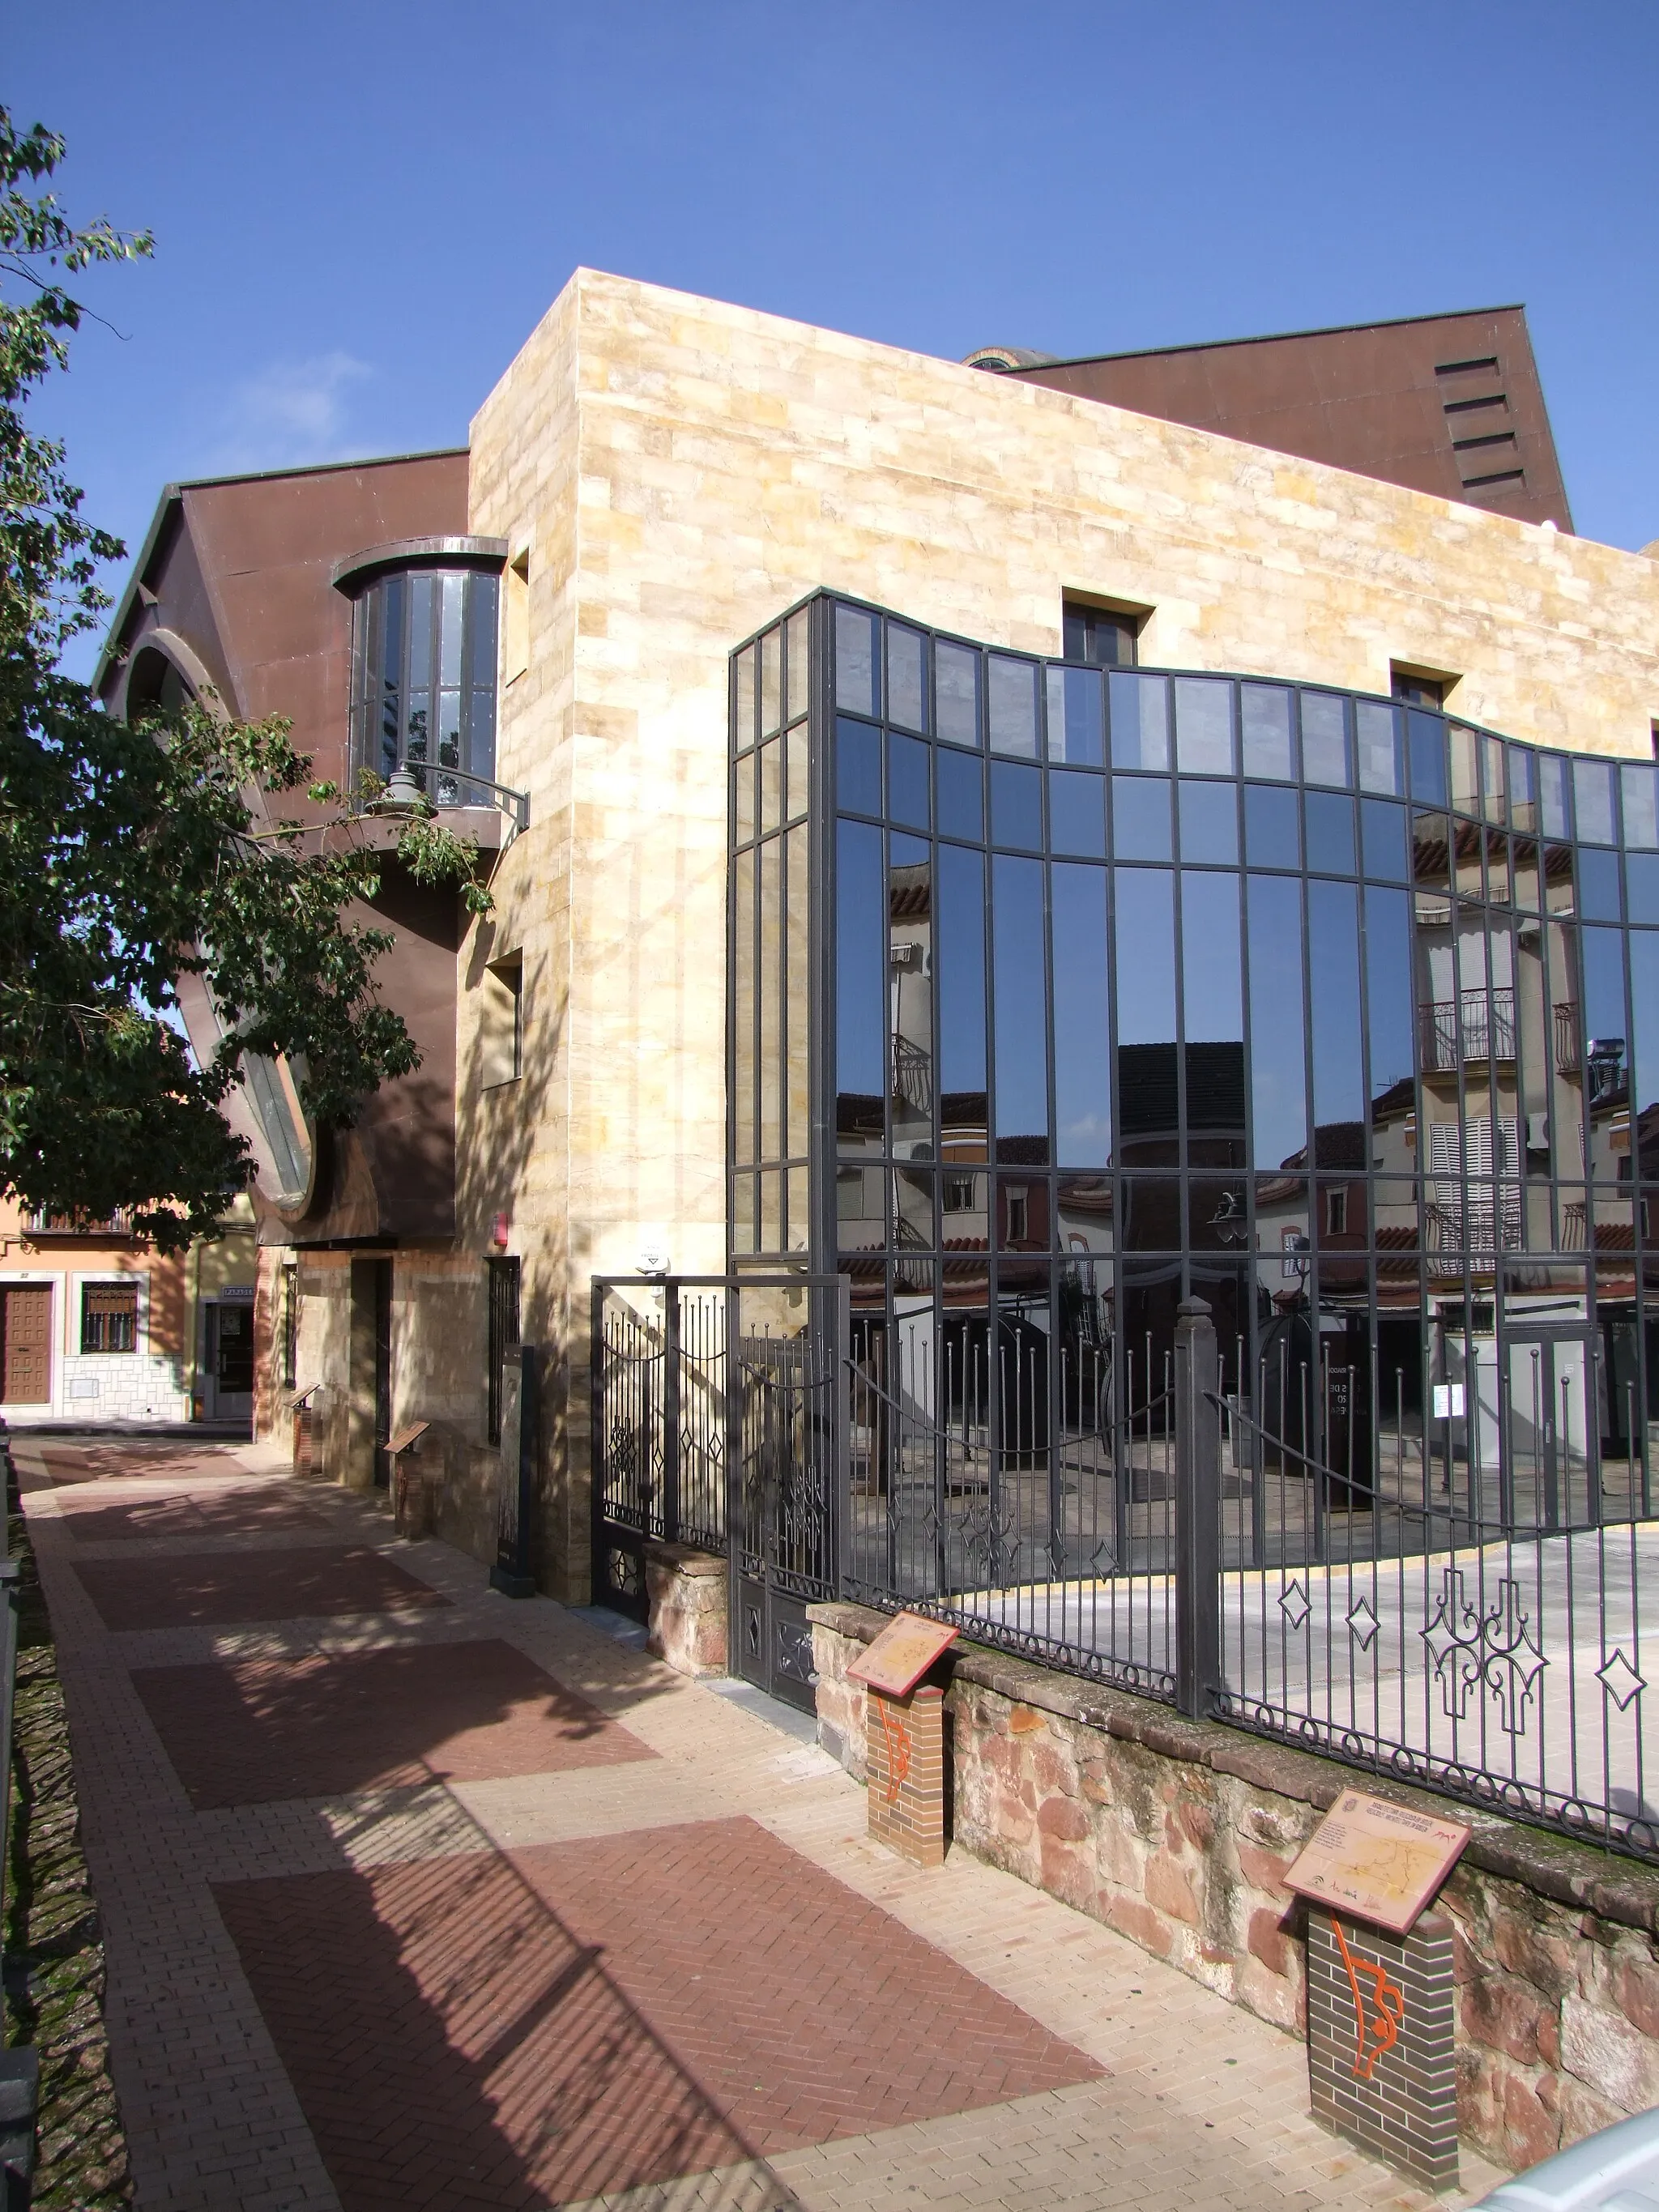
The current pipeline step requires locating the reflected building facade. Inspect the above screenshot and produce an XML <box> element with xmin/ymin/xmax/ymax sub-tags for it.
<box><xmin>731</xmin><ymin>596</ymin><xmax>1659</xmax><ymax>1531</ymax></box>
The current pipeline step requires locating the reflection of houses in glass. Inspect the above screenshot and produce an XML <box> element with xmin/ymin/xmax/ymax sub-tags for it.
<box><xmin>732</xmin><ymin>595</ymin><xmax>1659</xmax><ymax>1527</ymax></box>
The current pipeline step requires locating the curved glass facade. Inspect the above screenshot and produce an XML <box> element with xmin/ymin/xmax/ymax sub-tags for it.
<box><xmin>348</xmin><ymin>565</ymin><xmax>500</xmax><ymax>803</ymax></box>
<box><xmin>731</xmin><ymin>595</ymin><xmax>1659</xmax><ymax>1534</ymax></box>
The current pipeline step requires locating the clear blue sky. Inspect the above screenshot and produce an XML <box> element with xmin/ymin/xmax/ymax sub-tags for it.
<box><xmin>13</xmin><ymin>0</ymin><xmax>1659</xmax><ymax>676</ymax></box>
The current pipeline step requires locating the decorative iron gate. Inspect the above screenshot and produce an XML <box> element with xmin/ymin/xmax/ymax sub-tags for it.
<box><xmin>591</xmin><ymin>1274</ymin><xmax>847</xmax><ymax>1711</ymax></box>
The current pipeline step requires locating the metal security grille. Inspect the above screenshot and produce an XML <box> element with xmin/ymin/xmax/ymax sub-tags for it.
<box><xmin>80</xmin><ymin>1285</ymin><xmax>137</xmax><ymax>1354</ymax></box>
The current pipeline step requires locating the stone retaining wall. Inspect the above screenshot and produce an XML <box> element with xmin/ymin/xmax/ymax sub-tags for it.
<box><xmin>811</xmin><ymin>1600</ymin><xmax>1659</xmax><ymax>2177</ymax></box>
<box><xmin>643</xmin><ymin>1544</ymin><xmax>727</xmax><ymax>1677</ymax></box>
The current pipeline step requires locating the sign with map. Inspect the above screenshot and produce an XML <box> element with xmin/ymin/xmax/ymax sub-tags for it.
<box><xmin>847</xmin><ymin>1612</ymin><xmax>959</xmax><ymax>1697</ymax></box>
<box><xmin>1285</xmin><ymin>1789</ymin><xmax>1471</xmax><ymax>1934</ymax></box>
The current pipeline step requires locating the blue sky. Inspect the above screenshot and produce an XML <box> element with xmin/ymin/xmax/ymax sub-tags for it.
<box><xmin>12</xmin><ymin>1</ymin><xmax>1659</xmax><ymax>676</ymax></box>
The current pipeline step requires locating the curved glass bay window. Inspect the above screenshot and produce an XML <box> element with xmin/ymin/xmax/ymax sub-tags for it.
<box><xmin>731</xmin><ymin>593</ymin><xmax>1659</xmax><ymax>1590</ymax></box>
<box><xmin>342</xmin><ymin>545</ymin><xmax>501</xmax><ymax>805</ymax></box>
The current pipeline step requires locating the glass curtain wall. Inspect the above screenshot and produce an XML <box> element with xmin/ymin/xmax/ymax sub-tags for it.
<box><xmin>730</xmin><ymin>593</ymin><xmax>1659</xmax><ymax>1588</ymax></box>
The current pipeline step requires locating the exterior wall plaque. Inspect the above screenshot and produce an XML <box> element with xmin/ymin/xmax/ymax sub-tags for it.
<box><xmin>1286</xmin><ymin>1788</ymin><xmax>1471</xmax><ymax>1934</ymax></box>
<box><xmin>847</xmin><ymin>1612</ymin><xmax>959</xmax><ymax>1698</ymax></box>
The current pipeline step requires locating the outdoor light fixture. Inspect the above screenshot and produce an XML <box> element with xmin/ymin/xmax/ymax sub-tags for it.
<box><xmin>1208</xmin><ymin>1189</ymin><xmax>1247</xmax><ymax>1245</ymax></box>
<box><xmin>369</xmin><ymin>765</ymin><xmax>429</xmax><ymax>817</ymax></box>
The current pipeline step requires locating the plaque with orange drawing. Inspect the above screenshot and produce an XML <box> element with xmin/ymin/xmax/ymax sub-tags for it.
<box><xmin>1286</xmin><ymin>1788</ymin><xmax>1471</xmax><ymax>1935</ymax></box>
<box><xmin>847</xmin><ymin>1612</ymin><xmax>959</xmax><ymax>1697</ymax></box>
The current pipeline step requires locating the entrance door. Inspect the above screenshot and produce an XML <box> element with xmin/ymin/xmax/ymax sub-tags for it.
<box><xmin>0</xmin><ymin>1287</ymin><xmax>51</xmax><ymax>1404</ymax></box>
<box><xmin>1504</xmin><ymin>1327</ymin><xmax>1597</xmax><ymax>1529</ymax></box>
<box><xmin>204</xmin><ymin>1302</ymin><xmax>255</xmax><ymax>1423</ymax></box>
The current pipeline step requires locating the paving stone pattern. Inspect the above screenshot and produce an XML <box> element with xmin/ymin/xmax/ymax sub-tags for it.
<box><xmin>14</xmin><ymin>1435</ymin><xmax>1509</xmax><ymax>2212</ymax></box>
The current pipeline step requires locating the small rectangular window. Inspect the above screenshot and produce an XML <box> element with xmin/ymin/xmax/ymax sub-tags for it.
<box><xmin>486</xmin><ymin>1257</ymin><xmax>521</xmax><ymax>1447</ymax></box>
<box><xmin>1391</xmin><ymin>669</ymin><xmax>1446</xmax><ymax>710</ymax></box>
<box><xmin>1062</xmin><ymin>601</ymin><xmax>1141</xmax><ymax>668</ymax></box>
<box><xmin>480</xmin><ymin>956</ymin><xmax>523</xmax><ymax>1086</ymax></box>
<box><xmin>81</xmin><ymin>1283</ymin><xmax>138</xmax><ymax>1354</ymax></box>
<box><xmin>1324</xmin><ymin>1187</ymin><xmax>1349</xmax><ymax>1236</ymax></box>
<box><xmin>503</xmin><ymin>549</ymin><xmax>530</xmax><ymax>685</ymax></box>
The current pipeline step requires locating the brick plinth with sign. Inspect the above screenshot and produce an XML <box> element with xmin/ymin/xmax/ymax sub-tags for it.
<box><xmin>866</xmin><ymin>1682</ymin><xmax>947</xmax><ymax>1868</ymax></box>
<box><xmin>1307</xmin><ymin>1907</ymin><xmax>1458</xmax><ymax>2188</ymax></box>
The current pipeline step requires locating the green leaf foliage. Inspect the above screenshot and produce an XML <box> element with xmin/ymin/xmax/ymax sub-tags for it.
<box><xmin>0</xmin><ymin>111</ymin><xmax>487</xmax><ymax>1252</ymax></box>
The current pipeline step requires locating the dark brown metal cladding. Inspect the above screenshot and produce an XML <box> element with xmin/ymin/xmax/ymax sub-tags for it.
<box><xmin>97</xmin><ymin>451</ymin><xmax>471</xmax><ymax>1245</ymax></box>
<box><xmin>1000</xmin><ymin>308</ymin><xmax>1572</xmax><ymax>531</ymax></box>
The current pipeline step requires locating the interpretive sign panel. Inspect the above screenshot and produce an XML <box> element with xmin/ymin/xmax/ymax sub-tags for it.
<box><xmin>847</xmin><ymin>1612</ymin><xmax>958</xmax><ymax>1698</ymax></box>
<box><xmin>1286</xmin><ymin>1788</ymin><xmax>1470</xmax><ymax>1935</ymax></box>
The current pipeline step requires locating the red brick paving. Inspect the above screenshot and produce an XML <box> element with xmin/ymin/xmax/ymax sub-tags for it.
<box><xmin>73</xmin><ymin>1545</ymin><xmax>450</xmax><ymax>1631</ymax></box>
<box><xmin>214</xmin><ymin>1815</ymin><xmax>1101</xmax><ymax>2211</ymax></box>
<box><xmin>58</xmin><ymin>1492</ymin><xmax>329</xmax><ymax>1542</ymax></box>
<box><xmin>133</xmin><ymin>1639</ymin><xmax>655</xmax><ymax>1808</ymax></box>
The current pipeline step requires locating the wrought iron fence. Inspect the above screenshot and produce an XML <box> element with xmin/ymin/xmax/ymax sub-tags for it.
<box><xmin>591</xmin><ymin>1276</ymin><xmax>1658</xmax><ymax>1865</ymax></box>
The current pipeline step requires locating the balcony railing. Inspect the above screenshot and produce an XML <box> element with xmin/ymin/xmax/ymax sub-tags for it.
<box><xmin>21</xmin><ymin>1208</ymin><xmax>134</xmax><ymax>1238</ymax></box>
<box><xmin>1555</xmin><ymin>1002</ymin><xmax>1580</xmax><ymax>1075</ymax></box>
<box><xmin>1420</xmin><ymin>987</ymin><xmax>1515</xmax><ymax>1072</ymax></box>
<box><xmin>891</xmin><ymin>1035</ymin><xmax>933</xmax><ymax>1115</ymax></box>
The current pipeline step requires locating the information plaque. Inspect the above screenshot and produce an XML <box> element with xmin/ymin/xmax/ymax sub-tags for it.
<box><xmin>1286</xmin><ymin>1788</ymin><xmax>1471</xmax><ymax>1936</ymax></box>
<box><xmin>847</xmin><ymin>1612</ymin><xmax>959</xmax><ymax>1698</ymax></box>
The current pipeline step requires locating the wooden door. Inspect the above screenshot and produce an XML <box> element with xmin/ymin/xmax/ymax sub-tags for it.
<box><xmin>1</xmin><ymin>1287</ymin><xmax>52</xmax><ymax>1404</ymax></box>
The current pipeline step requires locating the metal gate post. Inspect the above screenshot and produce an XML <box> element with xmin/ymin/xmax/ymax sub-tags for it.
<box><xmin>662</xmin><ymin>1279</ymin><xmax>681</xmax><ymax>1545</ymax></box>
<box><xmin>1174</xmin><ymin>1297</ymin><xmax>1222</xmax><ymax>1720</ymax></box>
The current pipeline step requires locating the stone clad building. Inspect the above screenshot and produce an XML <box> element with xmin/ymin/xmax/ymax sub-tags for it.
<box><xmin>97</xmin><ymin>278</ymin><xmax>1659</xmax><ymax>1617</ymax></box>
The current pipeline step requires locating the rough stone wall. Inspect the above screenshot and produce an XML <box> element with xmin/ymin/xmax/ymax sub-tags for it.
<box><xmin>463</xmin><ymin>267</ymin><xmax>1659</xmax><ymax>1600</ymax></box>
<box><xmin>643</xmin><ymin>1544</ymin><xmax>727</xmax><ymax>1677</ymax></box>
<box><xmin>810</xmin><ymin>1603</ymin><xmax>1659</xmax><ymax>2176</ymax></box>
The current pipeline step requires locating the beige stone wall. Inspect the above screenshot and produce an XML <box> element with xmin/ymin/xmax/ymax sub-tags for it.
<box><xmin>463</xmin><ymin>266</ymin><xmax>1659</xmax><ymax>1595</ymax></box>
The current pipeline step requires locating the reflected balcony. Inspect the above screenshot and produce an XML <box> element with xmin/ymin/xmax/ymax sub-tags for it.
<box><xmin>1420</xmin><ymin>986</ymin><xmax>1516</xmax><ymax>1072</ymax></box>
<box><xmin>21</xmin><ymin>1208</ymin><xmax>136</xmax><ymax>1237</ymax></box>
<box><xmin>1555</xmin><ymin>1001</ymin><xmax>1580</xmax><ymax>1076</ymax></box>
<box><xmin>891</xmin><ymin>1035</ymin><xmax>933</xmax><ymax>1115</ymax></box>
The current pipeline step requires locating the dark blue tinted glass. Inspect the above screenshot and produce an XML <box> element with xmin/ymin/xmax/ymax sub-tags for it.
<box><xmin>1307</xmin><ymin>879</ymin><xmax>1363</xmax><ymax>1127</ymax></box>
<box><xmin>835</xmin><ymin>820</ymin><xmax>885</xmax><ymax>1103</ymax></box>
<box><xmin>1304</xmin><ymin>790</ymin><xmax>1357</xmax><ymax>875</ymax></box>
<box><xmin>888</xmin><ymin>731</ymin><xmax>930</xmax><ymax>831</ymax></box>
<box><xmin>834</xmin><ymin>604</ymin><xmax>879</xmax><ymax>716</ymax></box>
<box><xmin>1627</xmin><ymin>854</ymin><xmax>1659</xmax><ymax>927</ymax></box>
<box><xmin>1051</xmin><ymin>863</ymin><xmax>1111</xmax><ymax>1165</ymax></box>
<box><xmin>1632</xmin><ymin>931</ymin><xmax>1659</xmax><ymax>1123</ymax></box>
<box><xmin>1179</xmin><ymin>779</ymin><xmax>1238</xmax><ymax>865</ymax></box>
<box><xmin>1244</xmin><ymin>782</ymin><xmax>1299</xmax><ymax>869</ymax></box>
<box><xmin>1583</xmin><ymin>927</ymin><xmax>1627</xmax><ymax>1102</ymax></box>
<box><xmin>1247</xmin><ymin>875</ymin><xmax>1306</xmax><ymax>1169</ymax></box>
<box><xmin>936</xmin><ymin>745</ymin><xmax>983</xmax><ymax>842</ymax></box>
<box><xmin>992</xmin><ymin>761</ymin><xmax>1043</xmax><ymax>850</ymax></box>
<box><xmin>992</xmin><ymin>855</ymin><xmax>1049</xmax><ymax>1155</ymax></box>
<box><xmin>1181</xmin><ymin>872</ymin><xmax>1242</xmax><ymax>1041</ymax></box>
<box><xmin>836</xmin><ymin>717</ymin><xmax>881</xmax><ymax>816</ymax></box>
<box><xmin>1049</xmin><ymin>769</ymin><xmax>1106</xmax><ymax>857</ymax></box>
<box><xmin>1111</xmin><ymin>775</ymin><xmax>1172</xmax><ymax>862</ymax></box>
<box><xmin>1580</xmin><ymin>846</ymin><xmax>1623</xmax><ymax>922</ymax></box>
<box><xmin>1407</xmin><ymin>712</ymin><xmax>1448</xmax><ymax>806</ymax></box>
<box><xmin>1114</xmin><ymin>869</ymin><xmax>1176</xmax><ymax>1046</ymax></box>
<box><xmin>938</xmin><ymin>844</ymin><xmax>987</xmax><ymax>1093</ymax></box>
<box><xmin>1363</xmin><ymin>886</ymin><xmax>1414</xmax><ymax>1114</ymax></box>
<box><xmin>1360</xmin><ymin>798</ymin><xmax>1410</xmax><ymax>881</ymax></box>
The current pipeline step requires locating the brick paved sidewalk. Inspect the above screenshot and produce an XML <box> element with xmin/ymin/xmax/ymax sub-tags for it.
<box><xmin>12</xmin><ymin>1434</ymin><xmax>1506</xmax><ymax>2212</ymax></box>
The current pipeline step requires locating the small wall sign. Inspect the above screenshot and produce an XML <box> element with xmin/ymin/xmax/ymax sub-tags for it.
<box><xmin>847</xmin><ymin>1611</ymin><xmax>958</xmax><ymax>1698</ymax></box>
<box><xmin>1286</xmin><ymin>1788</ymin><xmax>1471</xmax><ymax>1935</ymax></box>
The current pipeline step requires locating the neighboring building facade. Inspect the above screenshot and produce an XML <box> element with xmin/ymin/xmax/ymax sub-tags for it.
<box><xmin>97</xmin><ymin>279</ymin><xmax>1659</xmax><ymax>1609</ymax></box>
<box><xmin>0</xmin><ymin>1198</ymin><xmax>257</xmax><ymax>1426</ymax></box>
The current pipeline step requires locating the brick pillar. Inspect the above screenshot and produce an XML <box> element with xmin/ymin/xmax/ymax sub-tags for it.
<box><xmin>865</xmin><ymin>1681</ymin><xmax>946</xmax><ymax>1868</ymax></box>
<box><xmin>1306</xmin><ymin>1907</ymin><xmax>1457</xmax><ymax>2189</ymax></box>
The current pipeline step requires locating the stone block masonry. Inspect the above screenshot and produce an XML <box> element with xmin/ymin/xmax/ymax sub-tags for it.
<box><xmin>810</xmin><ymin>1600</ymin><xmax>1659</xmax><ymax>2178</ymax></box>
<box><xmin>1307</xmin><ymin>1908</ymin><xmax>1458</xmax><ymax>2189</ymax></box>
<box><xmin>643</xmin><ymin>1542</ymin><xmax>727</xmax><ymax>1677</ymax></box>
<box><xmin>866</xmin><ymin>1683</ymin><xmax>946</xmax><ymax>1869</ymax></box>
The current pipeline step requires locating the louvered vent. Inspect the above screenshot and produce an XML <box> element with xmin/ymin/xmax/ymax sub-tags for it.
<box><xmin>1435</xmin><ymin>355</ymin><xmax>1526</xmax><ymax>497</ymax></box>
